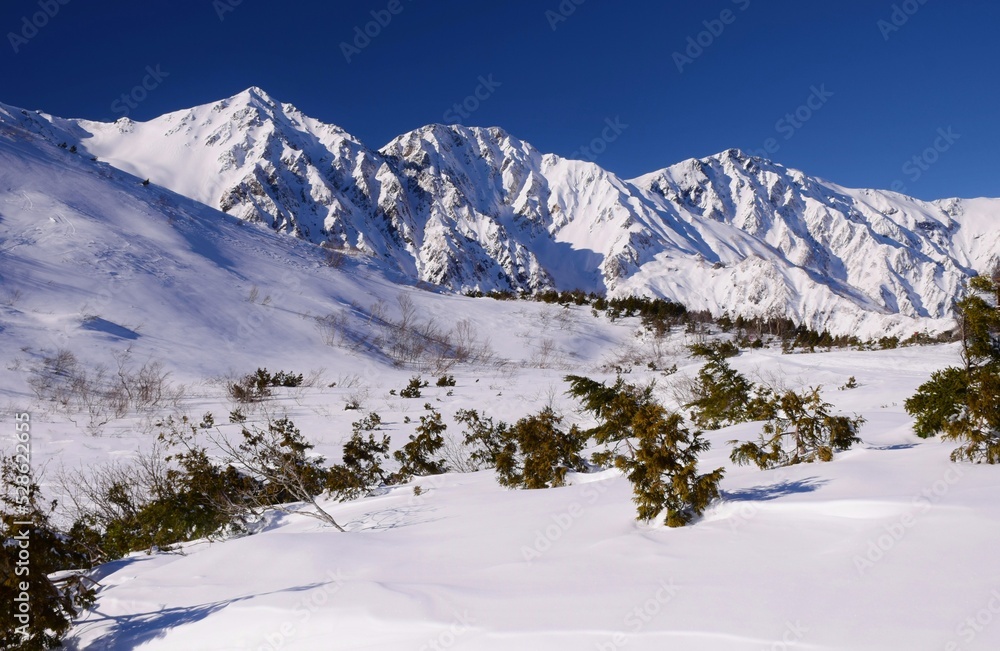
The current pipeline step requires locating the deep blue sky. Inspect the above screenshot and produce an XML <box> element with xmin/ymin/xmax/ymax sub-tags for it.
<box><xmin>3</xmin><ymin>0</ymin><xmax>997</xmax><ymax>199</ymax></box>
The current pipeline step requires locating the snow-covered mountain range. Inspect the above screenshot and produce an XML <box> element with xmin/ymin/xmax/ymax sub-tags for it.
<box><xmin>3</xmin><ymin>87</ymin><xmax>997</xmax><ymax>336</ymax></box>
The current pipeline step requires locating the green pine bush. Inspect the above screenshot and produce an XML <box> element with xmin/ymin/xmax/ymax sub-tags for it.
<box><xmin>729</xmin><ymin>388</ymin><xmax>864</xmax><ymax>469</ymax></box>
<box><xmin>2</xmin><ymin>457</ymin><xmax>97</xmax><ymax>650</ymax></box>
<box><xmin>684</xmin><ymin>355</ymin><xmax>773</xmax><ymax>429</ymax></box>
<box><xmin>493</xmin><ymin>407</ymin><xmax>587</xmax><ymax>489</ymax></box>
<box><xmin>905</xmin><ymin>273</ymin><xmax>1000</xmax><ymax>462</ymax></box>
<box><xmin>905</xmin><ymin>367</ymin><xmax>968</xmax><ymax>439</ymax></box>
<box><xmin>455</xmin><ymin>408</ymin><xmax>509</xmax><ymax>469</ymax></box>
<box><xmin>566</xmin><ymin>375</ymin><xmax>724</xmax><ymax>527</ymax></box>
<box><xmin>328</xmin><ymin>413</ymin><xmax>391</xmax><ymax>500</ymax></box>
<box><xmin>400</xmin><ymin>375</ymin><xmax>429</xmax><ymax>398</ymax></box>
<box><xmin>393</xmin><ymin>411</ymin><xmax>448</xmax><ymax>479</ymax></box>
<box><xmin>228</xmin><ymin>369</ymin><xmax>304</xmax><ymax>403</ymax></box>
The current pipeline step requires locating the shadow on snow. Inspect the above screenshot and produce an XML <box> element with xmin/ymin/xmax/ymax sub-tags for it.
<box><xmin>723</xmin><ymin>477</ymin><xmax>828</xmax><ymax>502</ymax></box>
<box><xmin>68</xmin><ymin>577</ymin><xmax>342</xmax><ymax>650</ymax></box>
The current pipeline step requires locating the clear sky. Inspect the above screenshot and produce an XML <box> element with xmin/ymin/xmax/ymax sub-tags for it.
<box><xmin>3</xmin><ymin>0</ymin><xmax>997</xmax><ymax>199</ymax></box>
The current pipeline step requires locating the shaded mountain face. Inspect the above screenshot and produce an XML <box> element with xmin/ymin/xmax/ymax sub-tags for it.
<box><xmin>3</xmin><ymin>89</ymin><xmax>997</xmax><ymax>336</ymax></box>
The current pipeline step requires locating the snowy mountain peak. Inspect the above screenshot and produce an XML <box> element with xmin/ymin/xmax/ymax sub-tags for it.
<box><xmin>213</xmin><ymin>86</ymin><xmax>306</xmax><ymax>129</ymax></box>
<box><xmin>1</xmin><ymin>90</ymin><xmax>996</xmax><ymax>336</ymax></box>
<box><xmin>717</xmin><ymin>147</ymin><xmax>755</xmax><ymax>163</ymax></box>
<box><xmin>233</xmin><ymin>85</ymin><xmax>279</xmax><ymax>106</ymax></box>
<box><xmin>382</xmin><ymin>123</ymin><xmax>534</xmax><ymax>163</ymax></box>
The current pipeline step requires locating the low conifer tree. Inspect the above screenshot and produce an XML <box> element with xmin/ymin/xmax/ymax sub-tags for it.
<box><xmin>327</xmin><ymin>413</ymin><xmax>391</xmax><ymax>500</ymax></box>
<box><xmin>493</xmin><ymin>407</ymin><xmax>587</xmax><ymax>489</ymax></box>
<box><xmin>905</xmin><ymin>273</ymin><xmax>1000</xmax><ymax>462</ymax></box>
<box><xmin>400</xmin><ymin>376</ymin><xmax>428</xmax><ymax>398</ymax></box>
<box><xmin>684</xmin><ymin>355</ymin><xmax>772</xmax><ymax>429</ymax></box>
<box><xmin>219</xmin><ymin>417</ymin><xmax>345</xmax><ymax>531</ymax></box>
<box><xmin>2</xmin><ymin>457</ymin><xmax>96</xmax><ymax>650</ymax></box>
<box><xmin>393</xmin><ymin>411</ymin><xmax>448</xmax><ymax>479</ymax></box>
<box><xmin>566</xmin><ymin>375</ymin><xmax>724</xmax><ymax>527</ymax></box>
<box><xmin>729</xmin><ymin>388</ymin><xmax>864</xmax><ymax>469</ymax></box>
<box><xmin>455</xmin><ymin>408</ymin><xmax>508</xmax><ymax>469</ymax></box>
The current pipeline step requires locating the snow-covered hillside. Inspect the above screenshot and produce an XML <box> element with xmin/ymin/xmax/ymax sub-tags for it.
<box><xmin>2</xmin><ymin>88</ymin><xmax>996</xmax><ymax>337</ymax></box>
<box><xmin>57</xmin><ymin>342</ymin><xmax>1000</xmax><ymax>651</ymax></box>
<box><xmin>0</xmin><ymin>111</ymin><xmax>618</xmax><ymax>389</ymax></box>
<box><xmin>627</xmin><ymin>150</ymin><xmax>1000</xmax><ymax>335</ymax></box>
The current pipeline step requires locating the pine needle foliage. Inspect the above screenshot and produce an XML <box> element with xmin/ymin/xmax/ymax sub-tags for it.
<box><xmin>228</xmin><ymin>368</ymin><xmax>301</xmax><ymax>403</ymax></box>
<box><xmin>221</xmin><ymin>417</ymin><xmax>345</xmax><ymax>531</ymax></box>
<box><xmin>566</xmin><ymin>375</ymin><xmax>724</xmax><ymax>527</ymax></box>
<box><xmin>684</xmin><ymin>355</ymin><xmax>773</xmax><ymax>430</ymax></box>
<box><xmin>327</xmin><ymin>413</ymin><xmax>391</xmax><ymax>500</ymax></box>
<box><xmin>905</xmin><ymin>367</ymin><xmax>969</xmax><ymax>439</ymax></box>
<box><xmin>494</xmin><ymin>408</ymin><xmax>588</xmax><ymax>489</ymax></box>
<box><xmin>2</xmin><ymin>457</ymin><xmax>96</xmax><ymax>650</ymax></box>
<box><xmin>729</xmin><ymin>387</ymin><xmax>864</xmax><ymax>469</ymax></box>
<box><xmin>393</xmin><ymin>411</ymin><xmax>448</xmax><ymax>479</ymax></box>
<box><xmin>399</xmin><ymin>375</ymin><xmax>429</xmax><ymax>398</ymax></box>
<box><xmin>948</xmin><ymin>367</ymin><xmax>1000</xmax><ymax>463</ymax></box>
<box><xmin>64</xmin><ymin>418</ymin><xmax>257</xmax><ymax>563</ymax></box>
<box><xmin>905</xmin><ymin>273</ymin><xmax>1000</xmax><ymax>462</ymax></box>
<box><xmin>455</xmin><ymin>408</ymin><xmax>509</xmax><ymax>469</ymax></box>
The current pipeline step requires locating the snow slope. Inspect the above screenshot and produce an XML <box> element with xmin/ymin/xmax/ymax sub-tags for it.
<box><xmin>2</xmin><ymin>92</ymin><xmax>1000</xmax><ymax>651</ymax></box>
<box><xmin>0</xmin><ymin>107</ymin><xmax>634</xmax><ymax>420</ymax></box>
<box><xmin>3</xmin><ymin>89</ymin><xmax>997</xmax><ymax>336</ymax></box>
<box><xmin>13</xmin><ymin>337</ymin><xmax>1000</xmax><ymax>650</ymax></box>
<box><xmin>627</xmin><ymin>150</ymin><xmax>1000</xmax><ymax>336</ymax></box>
<box><xmin>62</xmin><ymin>354</ymin><xmax>1000</xmax><ymax>651</ymax></box>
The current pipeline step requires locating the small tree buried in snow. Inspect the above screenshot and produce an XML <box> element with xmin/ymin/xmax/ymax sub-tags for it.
<box><xmin>228</xmin><ymin>368</ymin><xmax>304</xmax><ymax>404</ymax></box>
<box><xmin>455</xmin><ymin>409</ymin><xmax>509</xmax><ymax>468</ymax></box>
<box><xmin>619</xmin><ymin>410</ymin><xmax>724</xmax><ymax>527</ymax></box>
<box><xmin>905</xmin><ymin>274</ymin><xmax>1000</xmax><ymax>463</ymax></box>
<box><xmin>219</xmin><ymin>417</ymin><xmax>346</xmax><ymax>531</ymax></box>
<box><xmin>455</xmin><ymin>408</ymin><xmax>509</xmax><ymax>469</ymax></box>
<box><xmin>729</xmin><ymin>388</ymin><xmax>864</xmax><ymax>470</ymax></box>
<box><xmin>566</xmin><ymin>375</ymin><xmax>724</xmax><ymax>527</ymax></box>
<box><xmin>392</xmin><ymin>411</ymin><xmax>448</xmax><ymax>481</ymax></box>
<box><xmin>684</xmin><ymin>354</ymin><xmax>772</xmax><ymax>430</ymax></box>
<box><xmin>63</xmin><ymin>427</ymin><xmax>257</xmax><ymax>562</ymax></box>
<box><xmin>399</xmin><ymin>375</ymin><xmax>428</xmax><ymax>399</ymax></box>
<box><xmin>490</xmin><ymin>408</ymin><xmax>587</xmax><ymax>489</ymax></box>
<box><xmin>1</xmin><ymin>457</ymin><xmax>96</xmax><ymax>650</ymax></box>
<box><xmin>327</xmin><ymin>413</ymin><xmax>391</xmax><ymax>500</ymax></box>
<box><xmin>456</xmin><ymin>407</ymin><xmax>587</xmax><ymax>487</ymax></box>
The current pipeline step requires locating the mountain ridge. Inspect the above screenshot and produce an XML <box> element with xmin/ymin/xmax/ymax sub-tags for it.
<box><xmin>1</xmin><ymin>88</ymin><xmax>997</xmax><ymax>336</ymax></box>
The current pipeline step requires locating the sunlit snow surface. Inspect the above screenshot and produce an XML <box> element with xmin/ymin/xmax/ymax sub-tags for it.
<box><xmin>44</xmin><ymin>345</ymin><xmax>996</xmax><ymax>651</ymax></box>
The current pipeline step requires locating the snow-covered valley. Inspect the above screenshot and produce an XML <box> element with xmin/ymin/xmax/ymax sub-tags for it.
<box><xmin>34</xmin><ymin>343</ymin><xmax>1000</xmax><ymax>651</ymax></box>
